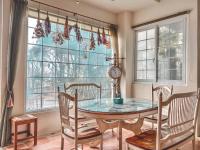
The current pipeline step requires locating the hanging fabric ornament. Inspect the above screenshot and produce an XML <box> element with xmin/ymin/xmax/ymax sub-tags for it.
<box><xmin>52</xmin><ymin>17</ymin><xmax>64</xmax><ymax>45</ymax></box>
<box><xmin>74</xmin><ymin>22</ymin><xmax>82</xmax><ymax>43</ymax></box>
<box><xmin>106</xmin><ymin>39</ymin><xmax>111</xmax><ymax>49</ymax></box>
<box><xmin>81</xmin><ymin>39</ymin><xmax>89</xmax><ymax>59</ymax></box>
<box><xmin>33</xmin><ymin>9</ymin><xmax>45</xmax><ymax>38</ymax></box>
<box><xmin>89</xmin><ymin>28</ymin><xmax>95</xmax><ymax>50</ymax></box>
<box><xmin>44</xmin><ymin>11</ymin><xmax>51</xmax><ymax>36</ymax></box>
<box><xmin>52</xmin><ymin>32</ymin><xmax>64</xmax><ymax>45</ymax></box>
<box><xmin>63</xmin><ymin>16</ymin><xmax>70</xmax><ymax>40</ymax></box>
<box><xmin>102</xmin><ymin>27</ymin><xmax>107</xmax><ymax>45</ymax></box>
<box><xmin>106</xmin><ymin>30</ymin><xmax>111</xmax><ymax>49</ymax></box>
<box><xmin>97</xmin><ymin>28</ymin><xmax>102</xmax><ymax>45</ymax></box>
<box><xmin>81</xmin><ymin>39</ymin><xmax>89</xmax><ymax>51</ymax></box>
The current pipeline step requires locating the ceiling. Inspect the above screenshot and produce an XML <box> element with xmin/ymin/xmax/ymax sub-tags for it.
<box><xmin>78</xmin><ymin>0</ymin><xmax>160</xmax><ymax>13</ymax></box>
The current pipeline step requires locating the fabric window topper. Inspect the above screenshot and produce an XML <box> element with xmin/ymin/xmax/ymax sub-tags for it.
<box><xmin>74</xmin><ymin>22</ymin><xmax>82</xmax><ymax>43</ymax></box>
<box><xmin>44</xmin><ymin>11</ymin><xmax>51</xmax><ymax>36</ymax></box>
<box><xmin>89</xmin><ymin>32</ymin><xmax>95</xmax><ymax>50</ymax></box>
<box><xmin>102</xmin><ymin>28</ymin><xmax>107</xmax><ymax>45</ymax></box>
<box><xmin>63</xmin><ymin>16</ymin><xmax>70</xmax><ymax>40</ymax></box>
<box><xmin>97</xmin><ymin>28</ymin><xmax>102</xmax><ymax>45</ymax></box>
<box><xmin>33</xmin><ymin>9</ymin><xmax>45</xmax><ymax>38</ymax></box>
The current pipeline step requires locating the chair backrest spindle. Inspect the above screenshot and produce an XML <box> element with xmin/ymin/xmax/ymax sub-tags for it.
<box><xmin>64</xmin><ymin>83</ymin><xmax>102</xmax><ymax>101</ymax></box>
<box><xmin>152</xmin><ymin>84</ymin><xmax>173</xmax><ymax>103</ymax></box>
<box><xmin>156</xmin><ymin>89</ymin><xmax>200</xmax><ymax>150</ymax></box>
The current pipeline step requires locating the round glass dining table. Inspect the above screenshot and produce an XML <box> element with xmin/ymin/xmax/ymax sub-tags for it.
<box><xmin>78</xmin><ymin>98</ymin><xmax>158</xmax><ymax>150</ymax></box>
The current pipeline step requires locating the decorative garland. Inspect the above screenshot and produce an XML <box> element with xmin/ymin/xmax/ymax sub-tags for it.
<box><xmin>97</xmin><ymin>28</ymin><xmax>102</xmax><ymax>45</ymax></box>
<box><xmin>102</xmin><ymin>28</ymin><xmax>107</xmax><ymax>45</ymax></box>
<box><xmin>44</xmin><ymin>12</ymin><xmax>51</xmax><ymax>36</ymax></box>
<box><xmin>52</xmin><ymin>17</ymin><xmax>64</xmax><ymax>45</ymax></box>
<box><xmin>74</xmin><ymin>22</ymin><xmax>83</xmax><ymax>43</ymax></box>
<box><xmin>63</xmin><ymin>16</ymin><xmax>70</xmax><ymax>40</ymax></box>
<box><xmin>32</xmin><ymin>10</ymin><xmax>110</xmax><ymax>49</ymax></box>
<box><xmin>89</xmin><ymin>30</ymin><xmax>95</xmax><ymax>50</ymax></box>
<box><xmin>32</xmin><ymin>10</ymin><xmax>45</xmax><ymax>38</ymax></box>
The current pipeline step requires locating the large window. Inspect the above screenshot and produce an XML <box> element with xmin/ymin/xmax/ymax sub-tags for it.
<box><xmin>135</xmin><ymin>16</ymin><xmax>186</xmax><ymax>83</ymax></box>
<box><xmin>26</xmin><ymin>10</ymin><xmax>113</xmax><ymax>112</ymax></box>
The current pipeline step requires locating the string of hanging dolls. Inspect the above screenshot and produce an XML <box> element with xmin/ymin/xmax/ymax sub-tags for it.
<box><xmin>32</xmin><ymin>9</ymin><xmax>111</xmax><ymax>52</ymax></box>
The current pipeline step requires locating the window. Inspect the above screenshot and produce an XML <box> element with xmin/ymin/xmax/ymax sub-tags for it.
<box><xmin>26</xmin><ymin>9</ymin><xmax>113</xmax><ymax>112</ymax></box>
<box><xmin>135</xmin><ymin>16</ymin><xmax>186</xmax><ymax>83</ymax></box>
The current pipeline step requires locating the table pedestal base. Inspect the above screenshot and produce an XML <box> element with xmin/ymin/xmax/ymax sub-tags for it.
<box><xmin>96</xmin><ymin>118</ymin><xmax>144</xmax><ymax>150</ymax></box>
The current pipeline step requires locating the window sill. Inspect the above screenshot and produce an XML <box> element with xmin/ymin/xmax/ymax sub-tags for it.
<box><xmin>25</xmin><ymin>108</ymin><xmax>59</xmax><ymax>115</ymax></box>
<box><xmin>133</xmin><ymin>81</ymin><xmax>187</xmax><ymax>87</ymax></box>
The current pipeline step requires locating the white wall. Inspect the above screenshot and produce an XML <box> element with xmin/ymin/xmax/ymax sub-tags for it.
<box><xmin>117</xmin><ymin>12</ymin><xmax>133</xmax><ymax>98</ymax></box>
<box><xmin>131</xmin><ymin>0</ymin><xmax>198</xmax><ymax>99</ymax></box>
<box><xmin>197</xmin><ymin>0</ymin><xmax>200</xmax><ymax>138</ymax></box>
<box><xmin>1</xmin><ymin>0</ymin><xmax>117</xmax><ymax>136</ymax></box>
<box><xmin>0</xmin><ymin>0</ymin><xmax>2</xmax><ymax>115</ymax></box>
<box><xmin>30</xmin><ymin>0</ymin><xmax>117</xmax><ymax>25</ymax></box>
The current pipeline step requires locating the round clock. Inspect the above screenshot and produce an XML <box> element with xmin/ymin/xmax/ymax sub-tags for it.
<box><xmin>108</xmin><ymin>66</ymin><xmax>122</xmax><ymax>79</ymax></box>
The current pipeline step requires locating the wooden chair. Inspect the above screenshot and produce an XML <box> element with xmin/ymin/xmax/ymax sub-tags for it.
<box><xmin>58</xmin><ymin>91</ymin><xmax>103</xmax><ymax>150</ymax></box>
<box><xmin>63</xmin><ymin>83</ymin><xmax>101</xmax><ymax>122</ymax></box>
<box><xmin>64</xmin><ymin>83</ymin><xmax>102</xmax><ymax>101</ymax></box>
<box><xmin>64</xmin><ymin>83</ymin><xmax>117</xmax><ymax>134</ymax></box>
<box><xmin>144</xmin><ymin>85</ymin><xmax>173</xmax><ymax>127</ymax></box>
<box><xmin>126</xmin><ymin>90</ymin><xmax>200</xmax><ymax>150</ymax></box>
<box><xmin>11</xmin><ymin>114</ymin><xmax>37</xmax><ymax>150</ymax></box>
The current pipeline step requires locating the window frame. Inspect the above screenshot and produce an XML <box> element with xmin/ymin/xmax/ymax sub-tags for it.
<box><xmin>25</xmin><ymin>12</ymin><xmax>113</xmax><ymax>113</ymax></box>
<box><xmin>134</xmin><ymin>15</ymin><xmax>187</xmax><ymax>84</ymax></box>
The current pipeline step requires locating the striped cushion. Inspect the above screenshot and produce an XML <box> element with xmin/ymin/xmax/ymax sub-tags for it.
<box><xmin>126</xmin><ymin>130</ymin><xmax>193</xmax><ymax>150</ymax></box>
<box><xmin>145</xmin><ymin>114</ymin><xmax>168</xmax><ymax>121</ymax></box>
<box><xmin>64</xmin><ymin>126</ymin><xmax>101</xmax><ymax>140</ymax></box>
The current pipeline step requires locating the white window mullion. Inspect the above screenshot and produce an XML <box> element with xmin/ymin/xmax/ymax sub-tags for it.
<box><xmin>155</xmin><ymin>26</ymin><xmax>159</xmax><ymax>82</ymax></box>
<box><xmin>134</xmin><ymin>15</ymin><xmax>187</xmax><ymax>84</ymax></box>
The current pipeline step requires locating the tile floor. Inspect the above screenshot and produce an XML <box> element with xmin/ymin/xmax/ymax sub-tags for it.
<box><xmin>5</xmin><ymin>128</ymin><xmax>200</xmax><ymax>150</ymax></box>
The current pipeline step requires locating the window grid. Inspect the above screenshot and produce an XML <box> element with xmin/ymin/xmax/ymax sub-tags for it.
<box><xmin>136</xmin><ymin>29</ymin><xmax>156</xmax><ymax>81</ymax></box>
<box><xmin>135</xmin><ymin>17</ymin><xmax>186</xmax><ymax>83</ymax></box>
<box><xmin>26</xmin><ymin>16</ymin><xmax>112</xmax><ymax>112</ymax></box>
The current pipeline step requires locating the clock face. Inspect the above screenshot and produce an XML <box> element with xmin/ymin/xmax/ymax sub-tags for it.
<box><xmin>108</xmin><ymin>66</ymin><xmax>122</xmax><ymax>79</ymax></box>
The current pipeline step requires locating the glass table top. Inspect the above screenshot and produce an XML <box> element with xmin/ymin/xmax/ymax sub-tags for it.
<box><xmin>78</xmin><ymin>98</ymin><xmax>157</xmax><ymax>115</ymax></box>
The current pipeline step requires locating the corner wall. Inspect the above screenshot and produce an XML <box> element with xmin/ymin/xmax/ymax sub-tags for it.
<box><xmin>131</xmin><ymin>0</ymin><xmax>198</xmax><ymax>99</ymax></box>
<box><xmin>197</xmin><ymin>0</ymin><xmax>200</xmax><ymax>138</ymax></box>
<box><xmin>117</xmin><ymin>12</ymin><xmax>133</xmax><ymax>98</ymax></box>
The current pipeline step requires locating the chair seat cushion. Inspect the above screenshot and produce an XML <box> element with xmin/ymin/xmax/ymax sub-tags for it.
<box><xmin>126</xmin><ymin>130</ymin><xmax>193</xmax><ymax>150</ymax></box>
<box><xmin>69</xmin><ymin>114</ymin><xmax>86</xmax><ymax>120</ymax></box>
<box><xmin>145</xmin><ymin>114</ymin><xmax>168</xmax><ymax>121</ymax></box>
<box><xmin>64</xmin><ymin>126</ymin><xmax>101</xmax><ymax>140</ymax></box>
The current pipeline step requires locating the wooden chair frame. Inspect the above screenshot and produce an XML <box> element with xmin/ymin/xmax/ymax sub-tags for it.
<box><xmin>64</xmin><ymin>82</ymin><xmax>117</xmax><ymax>135</ymax></box>
<box><xmin>64</xmin><ymin>83</ymin><xmax>102</xmax><ymax>101</ymax></box>
<box><xmin>152</xmin><ymin>84</ymin><xmax>173</xmax><ymax>103</ymax></box>
<box><xmin>145</xmin><ymin>85</ymin><xmax>173</xmax><ymax>126</ymax></box>
<box><xmin>58</xmin><ymin>91</ymin><xmax>103</xmax><ymax>150</ymax></box>
<box><xmin>126</xmin><ymin>89</ymin><xmax>200</xmax><ymax>150</ymax></box>
<box><xmin>156</xmin><ymin>90</ymin><xmax>200</xmax><ymax>150</ymax></box>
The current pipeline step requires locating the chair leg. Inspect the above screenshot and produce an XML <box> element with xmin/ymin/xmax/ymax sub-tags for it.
<box><xmin>112</xmin><ymin>128</ymin><xmax>114</xmax><ymax>136</ymax></box>
<box><xmin>192</xmin><ymin>139</ymin><xmax>196</xmax><ymax>150</ymax></box>
<box><xmin>74</xmin><ymin>142</ymin><xmax>78</xmax><ymax>150</ymax></box>
<box><xmin>14</xmin><ymin>124</ymin><xmax>18</xmax><ymax>150</ymax></box>
<box><xmin>126</xmin><ymin>143</ymin><xmax>130</xmax><ymax>150</ymax></box>
<box><xmin>81</xmin><ymin>144</ymin><xmax>83</xmax><ymax>150</ymax></box>
<box><xmin>100</xmin><ymin>135</ymin><xmax>103</xmax><ymax>150</ymax></box>
<box><xmin>61</xmin><ymin>136</ymin><xmax>64</xmax><ymax>150</ymax></box>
